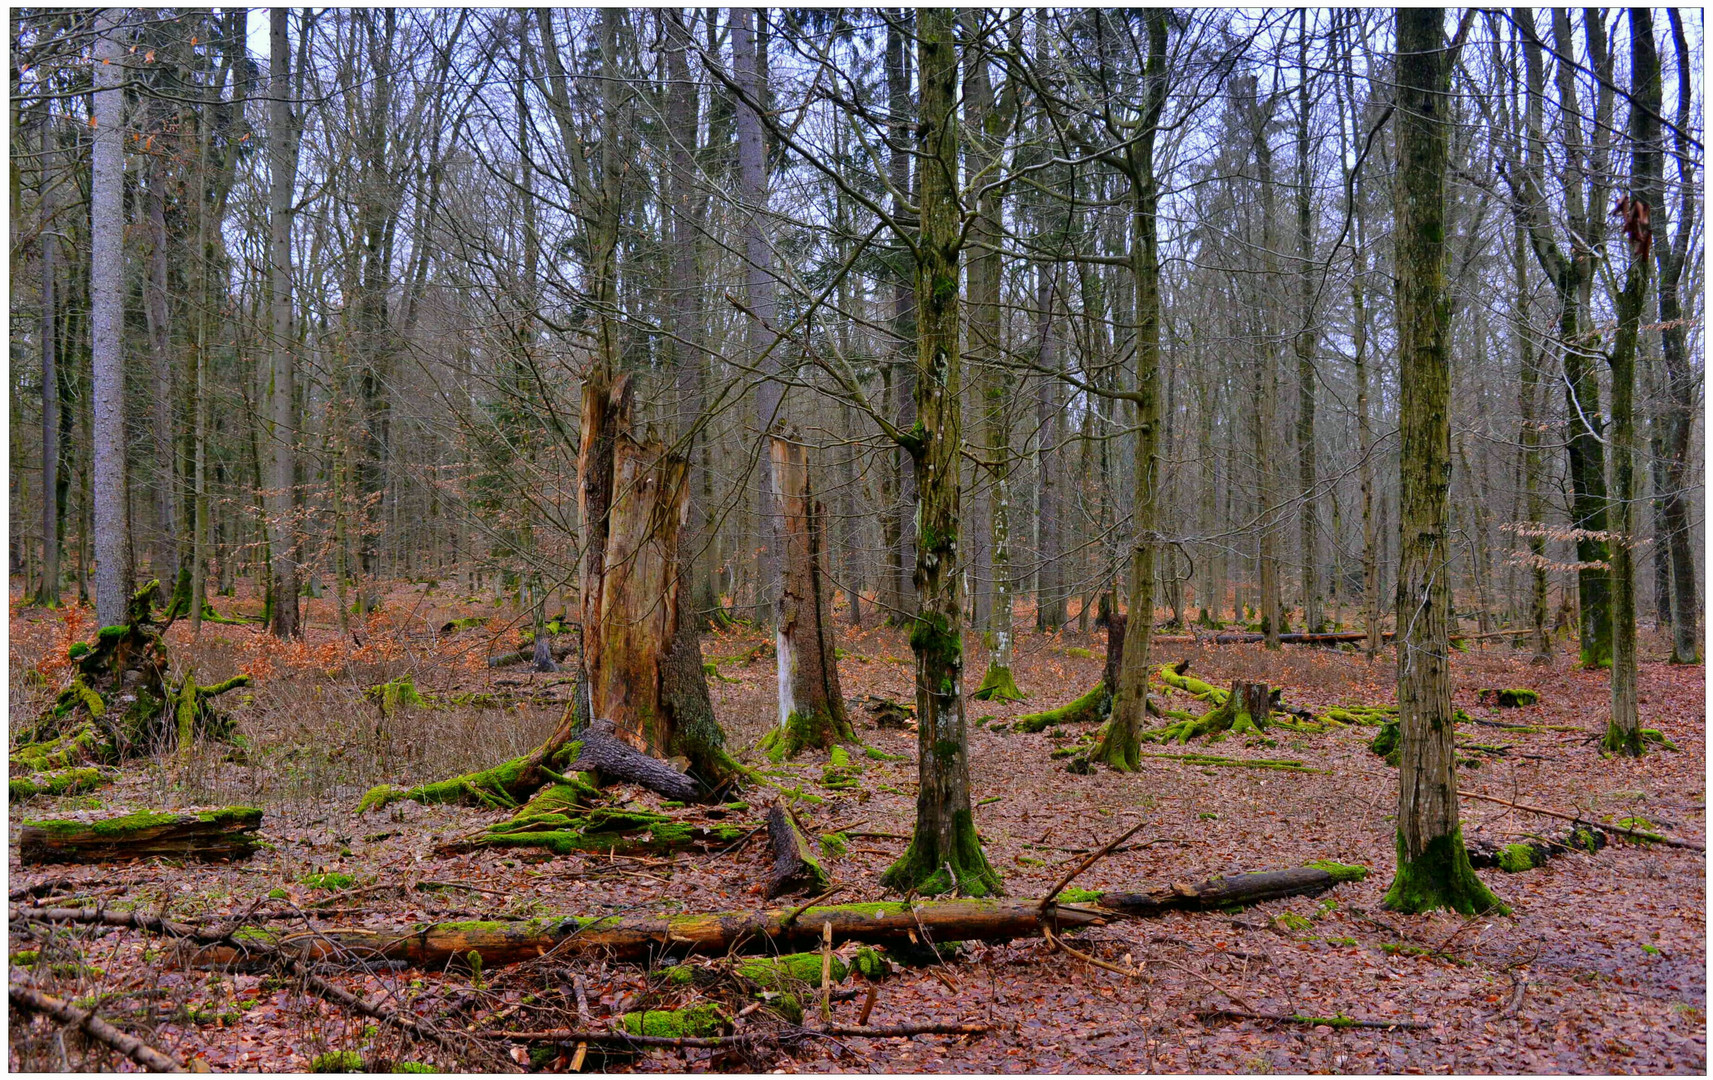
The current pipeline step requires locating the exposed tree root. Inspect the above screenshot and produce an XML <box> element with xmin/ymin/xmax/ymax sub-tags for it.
<box><xmin>972</xmin><ymin>662</ymin><xmax>1027</xmax><ymax>702</ymax></box>
<box><xmin>1014</xmin><ymin>683</ymin><xmax>1109</xmax><ymax>733</ymax></box>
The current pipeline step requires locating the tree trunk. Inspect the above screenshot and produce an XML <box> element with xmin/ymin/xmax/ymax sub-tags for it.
<box><xmin>884</xmin><ymin>10</ymin><xmax>917</xmax><ymax>628</ymax></box>
<box><xmin>881</xmin><ymin>10</ymin><xmax>1002</xmax><ymax>899</ymax></box>
<box><xmin>1384</xmin><ymin>8</ymin><xmax>1503</xmax><ymax>917</ymax></box>
<box><xmin>734</xmin><ymin>9</ymin><xmax>781</xmax><ymax>625</ymax></box>
<box><xmin>1293</xmin><ymin>11</ymin><xmax>1323</xmax><ymax>635</ymax></box>
<box><xmin>1091</xmin><ymin>10</ymin><xmax>1168</xmax><ymax>772</ymax></box>
<box><xmin>267</xmin><ymin>8</ymin><xmax>302</xmax><ymax>639</ymax></box>
<box><xmin>767</xmin><ymin>434</ymin><xmax>852</xmax><ymax>756</ymax></box>
<box><xmin>90</xmin><ymin>11</ymin><xmax>131</xmax><ymax>628</ymax></box>
<box><xmin>1603</xmin><ymin>9</ymin><xmax>1659</xmax><ymax>756</ymax></box>
<box><xmin>1034</xmin><ymin>266</ymin><xmax>1065</xmax><ymax>632</ymax></box>
<box><xmin>36</xmin><ymin>145</ymin><xmax>60</xmax><ymax>609</ymax></box>
<box><xmin>20</xmin><ymin>807</ymin><xmax>263</xmax><ymax>865</ymax></box>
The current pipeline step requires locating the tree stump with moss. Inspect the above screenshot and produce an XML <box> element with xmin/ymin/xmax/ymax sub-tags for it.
<box><xmin>19</xmin><ymin>806</ymin><xmax>263</xmax><ymax>864</ymax></box>
<box><xmin>765</xmin><ymin>799</ymin><xmax>831</xmax><ymax>898</ymax></box>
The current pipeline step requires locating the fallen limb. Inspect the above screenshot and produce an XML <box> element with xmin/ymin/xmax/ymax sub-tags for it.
<box><xmin>18</xmin><ymin>807</ymin><xmax>263</xmax><ymax>865</ymax></box>
<box><xmin>569</xmin><ymin>719</ymin><xmax>700</xmax><ymax>802</ymax></box>
<box><xmin>10</xmin><ymin>980</ymin><xmax>186</xmax><ymax>1072</ymax></box>
<box><xmin>1198</xmin><ymin>1009</ymin><xmax>1429</xmax><ymax>1031</ymax></box>
<box><xmin>1458</xmin><ymin>791</ymin><xmax>1705</xmax><ymax>852</ymax></box>
<box><xmin>492</xmin><ymin>1022</ymin><xmax>992</xmax><ymax>1048</ymax></box>
<box><xmin>487</xmin><ymin>642</ymin><xmax>576</xmax><ymax>668</ymax></box>
<box><xmin>171</xmin><ymin>864</ymin><xmax>1355</xmax><ymax>970</ymax></box>
<box><xmin>1039</xmin><ymin>820</ymin><xmax>1147</xmax><ymax>913</ymax></box>
<box><xmin>1140</xmin><ymin>752</ymin><xmax>1323</xmax><ymax>774</ymax></box>
<box><xmin>1013</xmin><ymin>683</ymin><xmax>1108</xmax><ymax>733</ymax></box>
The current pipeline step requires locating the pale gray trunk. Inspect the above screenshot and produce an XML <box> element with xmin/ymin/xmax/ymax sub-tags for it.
<box><xmin>38</xmin><ymin>143</ymin><xmax>61</xmax><ymax>608</ymax></box>
<box><xmin>91</xmin><ymin>9</ymin><xmax>131</xmax><ymax>627</ymax></box>
<box><xmin>1294</xmin><ymin>12</ymin><xmax>1322</xmax><ymax>634</ymax></box>
<box><xmin>268</xmin><ymin>7</ymin><xmax>303</xmax><ymax>638</ymax></box>
<box><xmin>734</xmin><ymin>9</ymin><xmax>781</xmax><ymax>624</ymax></box>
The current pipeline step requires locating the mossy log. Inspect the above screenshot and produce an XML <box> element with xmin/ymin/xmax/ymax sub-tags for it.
<box><xmin>1142</xmin><ymin>678</ymin><xmax>1271</xmax><ymax>744</ymax></box>
<box><xmin>18</xmin><ymin>806</ymin><xmax>263</xmax><ymax>865</ymax></box>
<box><xmin>9</xmin><ymin>767</ymin><xmax>112</xmax><ymax>802</ymax></box>
<box><xmin>1476</xmin><ymin>688</ymin><xmax>1539</xmax><ymax>708</ymax></box>
<box><xmin>861</xmin><ymin>695</ymin><xmax>914</xmax><ymax>730</ymax></box>
<box><xmin>487</xmin><ymin>642</ymin><xmax>575</xmax><ymax>668</ymax></box>
<box><xmin>766</xmin><ymin>800</ymin><xmax>831</xmax><ymax>898</ymax></box>
<box><xmin>182</xmin><ymin>863</ymin><xmax>1361</xmax><ymax>971</ymax></box>
<box><xmin>358</xmin><ymin>742</ymin><xmax>588</xmax><ymax>814</ymax></box>
<box><xmin>1467</xmin><ymin>826</ymin><xmax>1607</xmax><ymax>873</ymax></box>
<box><xmin>434</xmin><ymin>780</ymin><xmax>753</xmax><ymax>857</ymax></box>
<box><xmin>1014</xmin><ymin>683</ymin><xmax>1109</xmax><ymax>733</ymax></box>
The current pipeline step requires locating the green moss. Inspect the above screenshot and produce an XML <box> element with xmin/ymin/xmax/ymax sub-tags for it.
<box><xmin>309</xmin><ymin>1051</ymin><xmax>365</xmax><ymax>1072</ymax></box>
<box><xmin>880</xmin><ymin>809</ymin><xmax>1003</xmax><ymax>897</ymax></box>
<box><xmin>736</xmin><ymin>952</ymin><xmax>847</xmax><ymax>988</ymax></box>
<box><xmin>268</xmin><ymin>888</ymin><xmax>289</xmax><ymax>900</ymax></box>
<box><xmin>393</xmin><ymin>1064</ymin><xmax>436</xmax><ymax>1073</ymax></box>
<box><xmin>863</xmin><ymin>745</ymin><xmax>906</xmax><ymax>762</ymax></box>
<box><xmin>820</xmin><ymin>831</ymin><xmax>848</xmax><ymax>858</ymax></box>
<box><xmin>1640</xmin><ymin>728</ymin><xmax>1680</xmax><ymax>752</ymax></box>
<box><xmin>1369</xmin><ymin>721</ymin><xmax>1400</xmax><ymax>764</ymax></box>
<box><xmin>67</xmin><ymin>642</ymin><xmax>90</xmax><ymax>660</ymax></box>
<box><xmin>1157</xmin><ymin>663</ymin><xmax>1226</xmax><ymax>703</ymax></box>
<box><xmin>662</xmin><ymin>964</ymin><xmax>695</xmax><ymax>986</ymax></box>
<box><xmin>1603</xmin><ymin>720</ymin><xmax>1646</xmax><ymax>757</ymax></box>
<box><xmin>1055</xmin><ymin>888</ymin><xmax>1104</xmax><ymax>905</ymax></box>
<box><xmin>850</xmin><ymin>947</ymin><xmax>887</xmax><ymax>980</ymax></box>
<box><xmin>366</xmin><ymin>675</ymin><xmax>431</xmax><ymax>715</ymax></box>
<box><xmin>1274</xmin><ymin>912</ymin><xmax>1313</xmax><ymax>932</ymax></box>
<box><xmin>971</xmin><ymin>662</ymin><xmax>1027</xmax><ymax>702</ymax></box>
<box><xmin>1014</xmin><ymin>683</ymin><xmax>1109</xmax><ymax>732</ymax></box>
<box><xmin>620</xmin><ymin>1003</ymin><xmax>726</xmax><ymax>1038</ymax></box>
<box><xmin>301</xmin><ymin>872</ymin><xmax>358</xmax><ymax>891</ymax></box>
<box><xmin>9</xmin><ymin>767</ymin><xmax>108</xmax><ymax>803</ymax></box>
<box><xmin>763</xmin><ymin>709</ymin><xmax>840</xmax><ymax>762</ymax></box>
<box><xmin>357</xmin><ymin>749</ymin><xmax>571</xmax><ymax>814</ymax></box>
<box><xmin>1496</xmin><ymin>843</ymin><xmax>1542</xmax><ymax>873</ymax></box>
<box><xmin>1305</xmin><ymin>861</ymin><xmax>1369</xmax><ymax>884</ymax></box>
<box><xmin>1382</xmin><ymin>827</ymin><xmax>1508</xmax><ymax>916</ymax></box>
<box><xmin>13</xmin><ymin>950</ymin><xmax>40</xmax><ymax>966</ymax></box>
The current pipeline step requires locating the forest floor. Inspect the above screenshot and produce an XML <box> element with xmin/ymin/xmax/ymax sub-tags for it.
<box><xmin>8</xmin><ymin>580</ymin><xmax>1706</xmax><ymax>1073</ymax></box>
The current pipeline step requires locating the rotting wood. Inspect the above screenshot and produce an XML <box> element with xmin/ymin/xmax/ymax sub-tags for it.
<box><xmin>18</xmin><ymin>807</ymin><xmax>263</xmax><ymax>865</ymax></box>
<box><xmin>10</xmin><ymin>980</ymin><xmax>186</xmax><ymax>1072</ymax></box>
<box><xmin>766</xmin><ymin>799</ymin><xmax>831</xmax><ymax>898</ymax></box>
<box><xmin>568</xmin><ymin>719</ymin><xmax>699</xmax><ymax>802</ymax></box>
<box><xmin>1457</xmin><ymin>790</ymin><xmax>1704</xmax><ymax>851</ymax></box>
<box><xmin>97</xmin><ymin>864</ymin><xmax>1368</xmax><ymax>971</ymax></box>
<box><xmin>1198</xmin><ymin>1008</ymin><xmax>1430</xmax><ymax>1030</ymax></box>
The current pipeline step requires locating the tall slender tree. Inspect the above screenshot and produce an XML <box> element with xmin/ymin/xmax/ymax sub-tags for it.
<box><xmin>1384</xmin><ymin>8</ymin><xmax>1503</xmax><ymax>916</ymax></box>
<box><xmin>268</xmin><ymin>7</ymin><xmax>304</xmax><ymax>638</ymax></box>
<box><xmin>90</xmin><ymin>8</ymin><xmax>132</xmax><ymax>627</ymax></box>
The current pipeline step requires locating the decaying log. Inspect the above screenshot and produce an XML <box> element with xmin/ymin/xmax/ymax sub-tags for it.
<box><xmin>568</xmin><ymin>719</ymin><xmax>699</xmax><ymax>802</ymax></box>
<box><xmin>766</xmin><ymin>800</ymin><xmax>831</xmax><ymax>898</ymax></box>
<box><xmin>487</xmin><ymin>642</ymin><xmax>576</xmax><ymax>668</ymax></box>
<box><xmin>18</xmin><ymin>806</ymin><xmax>263</xmax><ymax>865</ymax></box>
<box><xmin>174</xmin><ymin>863</ymin><xmax>1364</xmax><ymax>971</ymax></box>
<box><xmin>10</xmin><ymin>980</ymin><xmax>185</xmax><ymax>1072</ymax></box>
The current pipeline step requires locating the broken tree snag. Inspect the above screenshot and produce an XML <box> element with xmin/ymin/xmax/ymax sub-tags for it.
<box><xmin>181</xmin><ymin>864</ymin><xmax>1358</xmax><ymax>972</ymax></box>
<box><xmin>567</xmin><ymin>720</ymin><xmax>698</xmax><ymax>802</ymax></box>
<box><xmin>14</xmin><ymin>580</ymin><xmax>249</xmax><ymax>771</ymax></box>
<box><xmin>763</xmin><ymin>434</ymin><xmax>855</xmax><ymax>760</ymax></box>
<box><xmin>766</xmin><ymin>799</ymin><xmax>832</xmax><ymax>898</ymax></box>
<box><xmin>19</xmin><ymin>806</ymin><xmax>263</xmax><ymax>865</ymax></box>
<box><xmin>1142</xmin><ymin>675</ymin><xmax>1270</xmax><ymax>744</ymax></box>
<box><xmin>1018</xmin><ymin>608</ymin><xmax>1130</xmax><ymax>734</ymax></box>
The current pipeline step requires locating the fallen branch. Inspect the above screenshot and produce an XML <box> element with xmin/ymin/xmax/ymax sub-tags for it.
<box><xmin>492</xmin><ymin>1022</ymin><xmax>992</xmax><ymax>1048</ymax></box>
<box><xmin>18</xmin><ymin>807</ymin><xmax>263</xmax><ymax>865</ymax></box>
<box><xmin>1039</xmin><ymin>819</ymin><xmax>1147</xmax><ymax>913</ymax></box>
<box><xmin>10</xmin><ymin>980</ymin><xmax>186</xmax><ymax>1072</ymax></box>
<box><xmin>1198</xmin><ymin>1008</ymin><xmax>1429</xmax><ymax>1030</ymax></box>
<box><xmin>1458</xmin><ymin>791</ymin><xmax>1704</xmax><ymax>852</ymax></box>
<box><xmin>21</xmin><ymin>866</ymin><xmax>1363</xmax><ymax>973</ymax></box>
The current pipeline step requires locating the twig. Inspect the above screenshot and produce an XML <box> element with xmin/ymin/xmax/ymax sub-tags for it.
<box><xmin>1043</xmin><ymin>925</ymin><xmax>1143</xmax><ymax>979</ymax></box>
<box><xmin>10</xmin><ymin>980</ymin><xmax>185</xmax><ymax>1072</ymax></box>
<box><xmin>820</xmin><ymin>921</ymin><xmax>835</xmax><ymax>1023</ymax></box>
<box><xmin>1198</xmin><ymin>1008</ymin><xmax>1429</xmax><ymax>1030</ymax></box>
<box><xmin>570</xmin><ymin>974</ymin><xmax>591</xmax><ymax>1072</ymax></box>
<box><xmin>857</xmin><ymin>982</ymin><xmax>877</xmax><ymax>1027</ymax></box>
<box><xmin>1039</xmin><ymin>819</ymin><xmax>1148</xmax><ymax>914</ymax></box>
<box><xmin>417</xmin><ymin>880</ymin><xmax>512</xmax><ymax>897</ymax></box>
<box><xmin>492</xmin><ymin>1022</ymin><xmax>992</xmax><ymax>1047</ymax></box>
<box><xmin>1459</xmin><ymin>790</ymin><xmax>1705</xmax><ymax>851</ymax></box>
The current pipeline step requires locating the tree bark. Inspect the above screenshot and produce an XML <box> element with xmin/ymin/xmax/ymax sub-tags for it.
<box><xmin>268</xmin><ymin>7</ymin><xmax>303</xmax><ymax>639</ymax></box>
<box><xmin>1603</xmin><ymin>9</ymin><xmax>1659</xmax><ymax>756</ymax></box>
<box><xmin>1385</xmin><ymin>8</ymin><xmax>1503</xmax><ymax>917</ymax></box>
<box><xmin>1293</xmin><ymin>11</ymin><xmax>1322</xmax><ymax>635</ymax></box>
<box><xmin>1093</xmin><ymin>10</ymin><xmax>1169</xmax><ymax>772</ymax></box>
<box><xmin>90</xmin><ymin>10</ymin><xmax>131</xmax><ymax>628</ymax></box>
<box><xmin>881</xmin><ymin>10</ymin><xmax>1002</xmax><ymax>899</ymax></box>
<box><xmin>36</xmin><ymin>130</ymin><xmax>60</xmax><ymax>609</ymax></box>
<box><xmin>768</xmin><ymin>435</ymin><xmax>852</xmax><ymax>756</ymax></box>
<box><xmin>734</xmin><ymin>9</ymin><xmax>782</xmax><ymax>625</ymax></box>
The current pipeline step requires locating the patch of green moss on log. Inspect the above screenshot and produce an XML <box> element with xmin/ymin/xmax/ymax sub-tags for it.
<box><xmin>301</xmin><ymin>872</ymin><xmax>358</xmax><ymax>891</ymax></box>
<box><xmin>620</xmin><ymin>1003</ymin><xmax>726</xmax><ymax>1038</ymax></box>
<box><xmin>309</xmin><ymin>1051</ymin><xmax>366</xmax><ymax>1073</ymax></box>
<box><xmin>1014</xmin><ymin>683</ymin><xmax>1109</xmax><ymax>732</ymax></box>
<box><xmin>736</xmin><ymin>951</ymin><xmax>847</xmax><ymax>988</ymax></box>
<box><xmin>9</xmin><ymin>768</ymin><xmax>108</xmax><ymax>803</ymax></box>
<box><xmin>1305</xmin><ymin>861</ymin><xmax>1369</xmax><ymax>884</ymax></box>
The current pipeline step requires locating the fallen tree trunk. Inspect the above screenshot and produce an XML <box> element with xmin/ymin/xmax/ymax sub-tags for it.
<box><xmin>569</xmin><ymin>719</ymin><xmax>699</xmax><ymax>802</ymax></box>
<box><xmin>10</xmin><ymin>980</ymin><xmax>185</xmax><ymax>1072</ymax></box>
<box><xmin>487</xmin><ymin>642</ymin><xmax>576</xmax><ymax>668</ymax></box>
<box><xmin>766</xmin><ymin>800</ymin><xmax>831</xmax><ymax>898</ymax></box>
<box><xmin>1212</xmin><ymin>630</ymin><xmax>1403</xmax><ymax>646</ymax></box>
<box><xmin>18</xmin><ymin>807</ymin><xmax>263</xmax><ymax>865</ymax></box>
<box><xmin>171</xmin><ymin>863</ymin><xmax>1364</xmax><ymax>970</ymax></box>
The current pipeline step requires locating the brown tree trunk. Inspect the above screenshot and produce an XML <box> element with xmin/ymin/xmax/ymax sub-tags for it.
<box><xmin>767</xmin><ymin>434</ymin><xmax>852</xmax><ymax>757</ymax></box>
